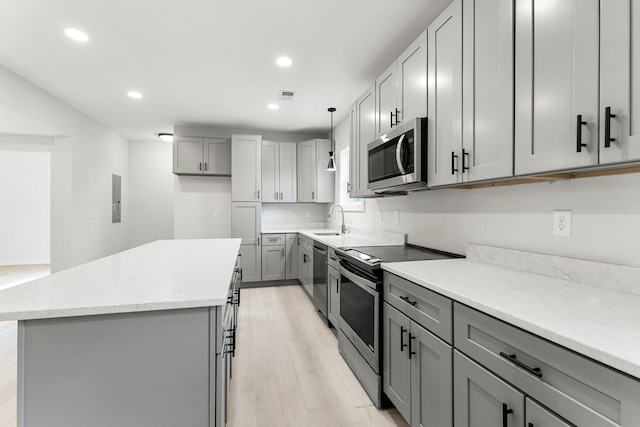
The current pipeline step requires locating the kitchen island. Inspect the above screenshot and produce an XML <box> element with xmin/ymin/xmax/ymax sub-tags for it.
<box><xmin>0</xmin><ymin>239</ymin><xmax>241</xmax><ymax>427</ymax></box>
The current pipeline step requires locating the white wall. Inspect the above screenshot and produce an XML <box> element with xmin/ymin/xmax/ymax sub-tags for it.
<box><xmin>128</xmin><ymin>140</ymin><xmax>175</xmax><ymax>247</ymax></box>
<box><xmin>262</xmin><ymin>203</ymin><xmax>330</xmax><ymax>228</ymax></box>
<box><xmin>330</xmin><ymin>114</ymin><xmax>640</xmax><ymax>268</ymax></box>
<box><xmin>0</xmin><ymin>64</ymin><xmax>129</xmax><ymax>271</ymax></box>
<box><xmin>0</xmin><ymin>147</ymin><xmax>50</xmax><ymax>265</ymax></box>
<box><xmin>174</xmin><ymin>176</ymin><xmax>231</xmax><ymax>239</ymax></box>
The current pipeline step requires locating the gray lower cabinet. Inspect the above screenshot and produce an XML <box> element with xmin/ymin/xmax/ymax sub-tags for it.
<box><xmin>261</xmin><ymin>244</ymin><xmax>285</xmax><ymax>281</ymax></box>
<box><xmin>453</xmin><ymin>350</ymin><xmax>524</xmax><ymax>427</ymax></box>
<box><xmin>383</xmin><ymin>302</ymin><xmax>453</xmax><ymax>427</ymax></box>
<box><xmin>526</xmin><ymin>398</ymin><xmax>572</xmax><ymax>427</ymax></box>
<box><xmin>285</xmin><ymin>233</ymin><xmax>298</xmax><ymax>280</ymax></box>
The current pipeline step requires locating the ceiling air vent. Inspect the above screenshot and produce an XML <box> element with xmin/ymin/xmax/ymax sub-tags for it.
<box><xmin>278</xmin><ymin>90</ymin><xmax>296</xmax><ymax>100</ymax></box>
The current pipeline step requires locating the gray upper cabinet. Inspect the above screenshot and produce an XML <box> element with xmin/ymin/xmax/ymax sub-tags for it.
<box><xmin>262</xmin><ymin>141</ymin><xmax>297</xmax><ymax>203</ymax></box>
<box><xmin>297</xmin><ymin>139</ymin><xmax>335</xmax><ymax>203</ymax></box>
<box><xmin>173</xmin><ymin>136</ymin><xmax>231</xmax><ymax>176</ymax></box>
<box><xmin>599</xmin><ymin>1</ymin><xmax>640</xmax><ymax>165</ymax></box>
<box><xmin>461</xmin><ymin>0</ymin><xmax>514</xmax><ymax>183</ymax></box>
<box><xmin>353</xmin><ymin>84</ymin><xmax>376</xmax><ymax>198</ymax></box>
<box><xmin>515</xmin><ymin>0</ymin><xmax>600</xmax><ymax>174</ymax></box>
<box><xmin>232</xmin><ymin>134</ymin><xmax>262</xmax><ymax>201</ymax></box>
<box><xmin>427</xmin><ymin>0</ymin><xmax>463</xmax><ymax>187</ymax></box>
<box><xmin>375</xmin><ymin>30</ymin><xmax>428</xmax><ymax>140</ymax></box>
<box><xmin>454</xmin><ymin>350</ymin><xmax>525</xmax><ymax>427</ymax></box>
<box><xmin>348</xmin><ymin>102</ymin><xmax>356</xmax><ymax>197</ymax></box>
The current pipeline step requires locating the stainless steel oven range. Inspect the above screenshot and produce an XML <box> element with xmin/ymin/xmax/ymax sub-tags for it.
<box><xmin>334</xmin><ymin>244</ymin><xmax>462</xmax><ymax>408</ymax></box>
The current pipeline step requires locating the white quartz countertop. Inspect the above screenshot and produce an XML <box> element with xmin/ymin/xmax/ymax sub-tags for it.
<box><xmin>0</xmin><ymin>239</ymin><xmax>242</xmax><ymax>321</ymax></box>
<box><xmin>262</xmin><ymin>227</ymin><xmax>406</xmax><ymax>249</ymax></box>
<box><xmin>382</xmin><ymin>259</ymin><xmax>640</xmax><ymax>380</ymax></box>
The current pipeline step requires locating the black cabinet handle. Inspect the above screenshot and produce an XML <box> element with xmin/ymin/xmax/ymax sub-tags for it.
<box><xmin>408</xmin><ymin>333</ymin><xmax>416</xmax><ymax>359</ymax></box>
<box><xmin>576</xmin><ymin>115</ymin><xmax>588</xmax><ymax>152</ymax></box>
<box><xmin>400</xmin><ymin>326</ymin><xmax>408</xmax><ymax>352</ymax></box>
<box><xmin>462</xmin><ymin>148</ymin><xmax>469</xmax><ymax>173</ymax></box>
<box><xmin>605</xmin><ymin>107</ymin><xmax>617</xmax><ymax>148</ymax></box>
<box><xmin>204</xmin><ymin>162</ymin><xmax>208</xmax><ymax>171</ymax></box>
<box><xmin>390</xmin><ymin>111</ymin><xmax>395</xmax><ymax>128</ymax></box>
<box><xmin>235</xmin><ymin>288</ymin><xmax>241</xmax><ymax>306</ymax></box>
<box><xmin>451</xmin><ymin>152</ymin><xmax>459</xmax><ymax>175</ymax></box>
<box><xmin>500</xmin><ymin>352</ymin><xmax>542</xmax><ymax>378</ymax></box>
<box><xmin>399</xmin><ymin>295</ymin><xmax>417</xmax><ymax>306</ymax></box>
<box><xmin>528</xmin><ymin>424</ymin><xmax>534</xmax><ymax>427</ymax></box>
<box><xmin>502</xmin><ymin>403</ymin><xmax>513</xmax><ymax>427</ymax></box>
<box><xmin>199</xmin><ymin>162</ymin><xmax>202</xmax><ymax>171</ymax></box>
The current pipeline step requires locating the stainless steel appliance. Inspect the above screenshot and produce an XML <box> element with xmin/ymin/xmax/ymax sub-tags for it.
<box><xmin>312</xmin><ymin>242</ymin><xmax>328</xmax><ymax>318</ymax></box>
<box><xmin>335</xmin><ymin>244</ymin><xmax>462</xmax><ymax>408</ymax></box>
<box><xmin>367</xmin><ymin>117</ymin><xmax>427</xmax><ymax>194</ymax></box>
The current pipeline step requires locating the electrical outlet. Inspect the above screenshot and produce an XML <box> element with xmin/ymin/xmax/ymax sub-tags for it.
<box><xmin>262</xmin><ymin>211</ymin><xmax>267</xmax><ymax>218</ymax></box>
<box><xmin>553</xmin><ymin>210</ymin><xmax>572</xmax><ymax>236</ymax></box>
<box><xmin>376</xmin><ymin>210</ymin><xmax>382</xmax><ymax>221</ymax></box>
<box><xmin>394</xmin><ymin>209</ymin><xmax>399</xmax><ymax>224</ymax></box>
<box><xmin>213</xmin><ymin>211</ymin><xmax>219</xmax><ymax>219</ymax></box>
<box><xmin>86</xmin><ymin>210</ymin><xmax>95</xmax><ymax>220</ymax></box>
<box><xmin>305</xmin><ymin>210</ymin><xmax>310</xmax><ymax>218</ymax></box>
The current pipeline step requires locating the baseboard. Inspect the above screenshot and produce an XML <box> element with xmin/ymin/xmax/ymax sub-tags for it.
<box><xmin>239</xmin><ymin>279</ymin><xmax>301</xmax><ymax>289</ymax></box>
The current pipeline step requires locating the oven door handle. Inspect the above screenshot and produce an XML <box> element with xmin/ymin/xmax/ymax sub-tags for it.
<box><xmin>340</xmin><ymin>264</ymin><xmax>379</xmax><ymax>291</ymax></box>
<box><xmin>395</xmin><ymin>133</ymin><xmax>406</xmax><ymax>175</ymax></box>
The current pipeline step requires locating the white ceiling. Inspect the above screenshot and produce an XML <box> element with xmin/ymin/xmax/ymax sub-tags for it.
<box><xmin>0</xmin><ymin>0</ymin><xmax>451</xmax><ymax>141</ymax></box>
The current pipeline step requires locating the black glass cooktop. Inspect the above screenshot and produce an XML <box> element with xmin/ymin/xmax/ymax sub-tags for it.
<box><xmin>337</xmin><ymin>244</ymin><xmax>463</xmax><ymax>266</ymax></box>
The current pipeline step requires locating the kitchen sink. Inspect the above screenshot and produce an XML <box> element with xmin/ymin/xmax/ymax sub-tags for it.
<box><xmin>314</xmin><ymin>232</ymin><xmax>341</xmax><ymax>236</ymax></box>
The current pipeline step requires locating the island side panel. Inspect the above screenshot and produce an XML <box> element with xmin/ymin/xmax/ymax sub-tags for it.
<box><xmin>18</xmin><ymin>307</ymin><xmax>214</xmax><ymax>427</ymax></box>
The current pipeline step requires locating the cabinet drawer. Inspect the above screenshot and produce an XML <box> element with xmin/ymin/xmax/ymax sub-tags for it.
<box><xmin>383</xmin><ymin>272</ymin><xmax>453</xmax><ymax>344</ymax></box>
<box><xmin>299</xmin><ymin>235</ymin><xmax>313</xmax><ymax>251</ymax></box>
<box><xmin>262</xmin><ymin>234</ymin><xmax>285</xmax><ymax>246</ymax></box>
<box><xmin>454</xmin><ymin>302</ymin><xmax>640</xmax><ymax>427</ymax></box>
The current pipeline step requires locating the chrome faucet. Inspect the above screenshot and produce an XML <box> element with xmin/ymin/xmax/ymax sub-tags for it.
<box><xmin>328</xmin><ymin>204</ymin><xmax>348</xmax><ymax>234</ymax></box>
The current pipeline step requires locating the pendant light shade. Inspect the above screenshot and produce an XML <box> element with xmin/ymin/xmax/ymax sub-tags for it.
<box><xmin>327</xmin><ymin>107</ymin><xmax>337</xmax><ymax>171</ymax></box>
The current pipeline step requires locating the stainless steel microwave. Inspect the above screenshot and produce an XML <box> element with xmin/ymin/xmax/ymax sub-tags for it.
<box><xmin>367</xmin><ymin>117</ymin><xmax>427</xmax><ymax>194</ymax></box>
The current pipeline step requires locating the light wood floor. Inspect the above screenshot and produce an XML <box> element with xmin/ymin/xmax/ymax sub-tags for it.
<box><xmin>228</xmin><ymin>285</ymin><xmax>408</xmax><ymax>427</ymax></box>
<box><xmin>0</xmin><ymin>265</ymin><xmax>49</xmax><ymax>292</ymax></box>
<box><xmin>0</xmin><ymin>268</ymin><xmax>407</xmax><ymax>427</ymax></box>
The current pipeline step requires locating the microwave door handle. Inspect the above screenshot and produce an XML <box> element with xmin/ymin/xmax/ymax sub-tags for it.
<box><xmin>395</xmin><ymin>134</ymin><xmax>406</xmax><ymax>174</ymax></box>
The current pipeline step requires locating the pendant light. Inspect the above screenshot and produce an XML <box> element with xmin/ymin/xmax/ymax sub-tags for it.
<box><xmin>327</xmin><ymin>107</ymin><xmax>337</xmax><ymax>171</ymax></box>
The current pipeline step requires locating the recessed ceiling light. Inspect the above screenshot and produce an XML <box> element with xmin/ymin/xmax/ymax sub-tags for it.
<box><xmin>158</xmin><ymin>133</ymin><xmax>173</xmax><ymax>142</ymax></box>
<box><xmin>276</xmin><ymin>57</ymin><xmax>292</xmax><ymax>67</ymax></box>
<box><xmin>268</xmin><ymin>103</ymin><xmax>279</xmax><ymax>110</ymax></box>
<box><xmin>64</xmin><ymin>28</ymin><xmax>89</xmax><ymax>42</ymax></box>
<box><xmin>128</xmin><ymin>91</ymin><xmax>143</xmax><ymax>99</ymax></box>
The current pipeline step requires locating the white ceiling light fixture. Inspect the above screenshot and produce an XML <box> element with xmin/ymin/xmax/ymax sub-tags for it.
<box><xmin>64</xmin><ymin>28</ymin><xmax>89</xmax><ymax>43</ymax></box>
<box><xmin>276</xmin><ymin>56</ymin><xmax>292</xmax><ymax>67</ymax></box>
<box><xmin>327</xmin><ymin>107</ymin><xmax>336</xmax><ymax>172</ymax></box>
<box><xmin>268</xmin><ymin>103</ymin><xmax>279</xmax><ymax>110</ymax></box>
<box><xmin>157</xmin><ymin>133</ymin><xmax>173</xmax><ymax>142</ymax></box>
<box><xmin>128</xmin><ymin>91</ymin><xmax>143</xmax><ymax>99</ymax></box>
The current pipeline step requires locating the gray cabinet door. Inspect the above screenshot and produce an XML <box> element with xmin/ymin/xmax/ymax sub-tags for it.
<box><xmin>410</xmin><ymin>321</ymin><xmax>453</xmax><ymax>427</ymax></box>
<box><xmin>427</xmin><ymin>0</ymin><xmax>463</xmax><ymax>187</ymax></box>
<box><xmin>327</xmin><ymin>265</ymin><xmax>340</xmax><ymax>328</ymax></box>
<box><xmin>398</xmin><ymin>30</ymin><xmax>427</xmax><ymax>125</ymax></box>
<box><xmin>526</xmin><ymin>398</ymin><xmax>572</xmax><ymax>427</ymax></box>
<box><xmin>279</xmin><ymin>142</ymin><xmax>297</xmax><ymax>202</ymax></box>
<box><xmin>203</xmin><ymin>138</ymin><xmax>231</xmax><ymax>176</ymax></box>
<box><xmin>261</xmin><ymin>245</ymin><xmax>285</xmax><ymax>281</ymax></box>
<box><xmin>173</xmin><ymin>136</ymin><xmax>203</xmax><ymax>174</ymax></box>
<box><xmin>261</xmin><ymin>140</ymin><xmax>279</xmax><ymax>202</ymax></box>
<box><xmin>376</xmin><ymin>61</ymin><xmax>397</xmax><ymax>138</ymax></box>
<box><xmin>348</xmin><ymin>102</ymin><xmax>357</xmax><ymax>197</ymax></box>
<box><xmin>285</xmin><ymin>233</ymin><xmax>298</xmax><ymax>280</ymax></box>
<box><xmin>515</xmin><ymin>0</ymin><xmax>599</xmax><ymax>174</ymax></box>
<box><xmin>599</xmin><ymin>0</ymin><xmax>640</xmax><ymax>164</ymax></box>
<box><xmin>462</xmin><ymin>0</ymin><xmax>513</xmax><ymax>182</ymax></box>
<box><xmin>231</xmin><ymin>202</ymin><xmax>261</xmax><ymax>282</ymax></box>
<box><xmin>454</xmin><ymin>350</ymin><xmax>524</xmax><ymax>427</ymax></box>
<box><xmin>297</xmin><ymin>140</ymin><xmax>315</xmax><ymax>202</ymax></box>
<box><xmin>382</xmin><ymin>303</ymin><xmax>412</xmax><ymax>422</ymax></box>
<box><xmin>231</xmin><ymin>134</ymin><xmax>262</xmax><ymax>201</ymax></box>
<box><xmin>355</xmin><ymin>84</ymin><xmax>376</xmax><ymax>197</ymax></box>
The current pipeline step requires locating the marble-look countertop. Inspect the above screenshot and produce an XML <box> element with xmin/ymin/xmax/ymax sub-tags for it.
<box><xmin>381</xmin><ymin>258</ymin><xmax>640</xmax><ymax>380</ymax></box>
<box><xmin>262</xmin><ymin>227</ymin><xmax>406</xmax><ymax>249</ymax></box>
<box><xmin>0</xmin><ymin>239</ymin><xmax>242</xmax><ymax>321</ymax></box>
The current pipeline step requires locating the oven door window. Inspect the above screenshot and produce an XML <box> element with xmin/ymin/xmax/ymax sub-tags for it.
<box><xmin>340</xmin><ymin>279</ymin><xmax>375</xmax><ymax>350</ymax></box>
<box><xmin>368</xmin><ymin>130</ymin><xmax>415</xmax><ymax>183</ymax></box>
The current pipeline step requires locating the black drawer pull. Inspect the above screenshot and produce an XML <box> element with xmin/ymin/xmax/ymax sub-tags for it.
<box><xmin>400</xmin><ymin>326</ymin><xmax>408</xmax><ymax>352</ymax></box>
<box><xmin>604</xmin><ymin>106</ymin><xmax>616</xmax><ymax>148</ymax></box>
<box><xmin>576</xmin><ymin>114</ymin><xmax>587</xmax><ymax>152</ymax></box>
<box><xmin>408</xmin><ymin>333</ymin><xmax>416</xmax><ymax>359</ymax></box>
<box><xmin>399</xmin><ymin>295</ymin><xmax>417</xmax><ymax>306</ymax></box>
<box><xmin>500</xmin><ymin>352</ymin><xmax>543</xmax><ymax>378</ymax></box>
<box><xmin>502</xmin><ymin>403</ymin><xmax>513</xmax><ymax>427</ymax></box>
<box><xmin>451</xmin><ymin>151</ymin><xmax>458</xmax><ymax>174</ymax></box>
